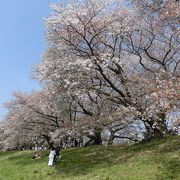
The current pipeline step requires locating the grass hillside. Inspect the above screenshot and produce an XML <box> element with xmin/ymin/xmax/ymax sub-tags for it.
<box><xmin>0</xmin><ymin>135</ymin><xmax>180</xmax><ymax>180</ymax></box>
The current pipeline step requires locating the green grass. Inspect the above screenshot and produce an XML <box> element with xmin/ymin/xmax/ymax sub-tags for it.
<box><xmin>0</xmin><ymin>135</ymin><xmax>180</xmax><ymax>180</ymax></box>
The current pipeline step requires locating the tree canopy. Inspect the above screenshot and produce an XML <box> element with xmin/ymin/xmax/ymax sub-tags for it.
<box><xmin>0</xmin><ymin>0</ymin><xmax>179</xmax><ymax>150</ymax></box>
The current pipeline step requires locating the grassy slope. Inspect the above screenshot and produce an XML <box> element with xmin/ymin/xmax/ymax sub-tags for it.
<box><xmin>0</xmin><ymin>135</ymin><xmax>180</xmax><ymax>180</ymax></box>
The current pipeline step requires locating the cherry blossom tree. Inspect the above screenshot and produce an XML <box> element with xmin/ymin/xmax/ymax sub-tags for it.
<box><xmin>36</xmin><ymin>0</ymin><xmax>179</xmax><ymax>140</ymax></box>
<box><xmin>2</xmin><ymin>90</ymin><xmax>64</xmax><ymax>149</ymax></box>
<box><xmin>2</xmin><ymin>0</ymin><xmax>179</xmax><ymax>150</ymax></box>
<box><xmin>34</xmin><ymin>0</ymin><xmax>142</xmax><ymax>145</ymax></box>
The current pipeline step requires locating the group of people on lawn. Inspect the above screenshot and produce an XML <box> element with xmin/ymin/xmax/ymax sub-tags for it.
<box><xmin>32</xmin><ymin>146</ymin><xmax>61</xmax><ymax>167</ymax></box>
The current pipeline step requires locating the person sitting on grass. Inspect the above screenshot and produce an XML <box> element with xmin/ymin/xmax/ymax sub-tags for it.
<box><xmin>32</xmin><ymin>152</ymin><xmax>41</xmax><ymax>160</ymax></box>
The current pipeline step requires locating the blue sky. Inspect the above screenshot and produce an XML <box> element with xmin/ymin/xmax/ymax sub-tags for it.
<box><xmin>0</xmin><ymin>0</ymin><xmax>58</xmax><ymax>118</ymax></box>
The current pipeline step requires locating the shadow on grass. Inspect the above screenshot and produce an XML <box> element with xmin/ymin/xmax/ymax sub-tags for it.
<box><xmin>53</xmin><ymin>145</ymin><xmax>138</xmax><ymax>177</ymax></box>
<box><xmin>53</xmin><ymin>136</ymin><xmax>180</xmax><ymax>178</ymax></box>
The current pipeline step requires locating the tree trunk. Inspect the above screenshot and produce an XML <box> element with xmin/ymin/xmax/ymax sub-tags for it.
<box><xmin>144</xmin><ymin>117</ymin><xmax>168</xmax><ymax>140</ymax></box>
<box><xmin>83</xmin><ymin>138</ymin><xmax>93</xmax><ymax>147</ymax></box>
<box><xmin>42</xmin><ymin>135</ymin><xmax>53</xmax><ymax>149</ymax></box>
<box><xmin>84</xmin><ymin>129</ymin><xmax>102</xmax><ymax>146</ymax></box>
<box><xmin>108</xmin><ymin>130</ymin><xmax>115</xmax><ymax>145</ymax></box>
<box><xmin>157</xmin><ymin>112</ymin><xmax>168</xmax><ymax>133</ymax></box>
<box><xmin>94</xmin><ymin>130</ymin><xmax>102</xmax><ymax>145</ymax></box>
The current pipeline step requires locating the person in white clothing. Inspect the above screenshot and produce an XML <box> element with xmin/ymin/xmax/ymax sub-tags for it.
<box><xmin>48</xmin><ymin>147</ymin><xmax>56</xmax><ymax>166</ymax></box>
